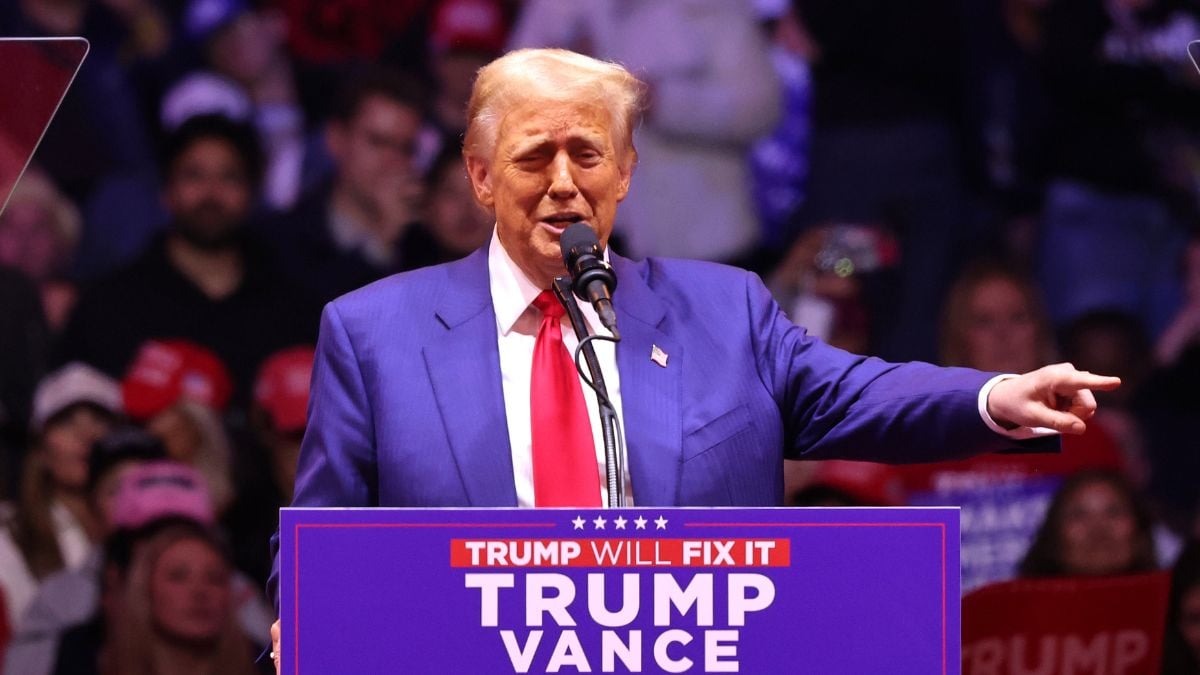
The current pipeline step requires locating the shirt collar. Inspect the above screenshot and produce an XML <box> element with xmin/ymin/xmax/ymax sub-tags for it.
<box><xmin>487</xmin><ymin>227</ymin><xmax>610</xmax><ymax>338</ymax></box>
<box><xmin>489</xmin><ymin>229</ymin><xmax>544</xmax><ymax>336</ymax></box>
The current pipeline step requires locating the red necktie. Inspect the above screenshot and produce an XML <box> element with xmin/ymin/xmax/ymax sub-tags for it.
<box><xmin>530</xmin><ymin>291</ymin><xmax>601</xmax><ymax>507</ymax></box>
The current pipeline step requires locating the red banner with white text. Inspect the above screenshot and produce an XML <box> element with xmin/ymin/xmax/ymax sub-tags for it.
<box><xmin>963</xmin><ymin>572</ymin><xmax>1170</xmax><ymax>675</ymax></box>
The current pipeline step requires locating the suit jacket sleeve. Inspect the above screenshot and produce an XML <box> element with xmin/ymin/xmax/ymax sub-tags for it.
<box><xmin>745</xmin><ymin>271</ymin><xmax>1053</xmax><ymax>463</ymax></box>
<box><xmin>268</xmin><ymin>301</ymin><xmax>378</xmax><ymax>610</ymax></box>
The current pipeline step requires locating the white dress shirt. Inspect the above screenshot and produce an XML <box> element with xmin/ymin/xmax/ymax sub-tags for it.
<box><xmin>489</xmin><ymin>233</ymin><xmax>632</xmax><ymax>507</ymax></box>
<box><xmin>487</xmin><ymin>231</ymin><xmax>1054</xmax><ymax>508</ymax></box>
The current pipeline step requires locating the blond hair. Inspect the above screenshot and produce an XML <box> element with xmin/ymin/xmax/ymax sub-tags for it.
<box><xmin>939</xmin><ymin>261</ymin><xmax>1057</xmax><ymax>369</ymax></box>
<box><xmin>151</xmin><ymin>401</ymin><xmax>234</xmax><ymax>516</ymax></box>
<box><xmin>3</xmin><ymin>168</ymin><xmax>81</xmax><ymax>247</ymax></box>
<box><xmin>463</xmin><ymin>48</ymin><xmax>645</xmax><ymax>161</ymax></box>
<box><xmin>106</xmin><ymin>522</ymin><xmax>257</xmax><ymax>675</ymax></box>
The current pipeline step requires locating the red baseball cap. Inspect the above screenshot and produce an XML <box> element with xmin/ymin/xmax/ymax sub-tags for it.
<box><xmin>254</xmin><ymin>345</ymin><xmax>315</xmax><ymax>433</ymax></box>
<box><xmin>121</xmin><ymin>339</ymin><xmax>234</xmax><ymax>421</ymax></box>
<box><xmin>806</xmin><ymin>460</ymin><xmax>905</xmax><ymax>506</ymax></box>
<box><xmin>430</xmin><ymin>0</ymin><xmax>507</xmax><ymax>54</ymax></box>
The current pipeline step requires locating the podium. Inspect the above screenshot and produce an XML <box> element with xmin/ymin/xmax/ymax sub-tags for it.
<box><xmin>279</xmin><ymin>507</ymin><xmax>960</xmax><ymax>674</ymax></box>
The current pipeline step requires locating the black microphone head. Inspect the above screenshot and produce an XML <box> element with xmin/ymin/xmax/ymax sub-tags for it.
<box><xmin>560</xmin><ymin>221</ymin><xmax>600</xmax><ymax>267</ymax></box>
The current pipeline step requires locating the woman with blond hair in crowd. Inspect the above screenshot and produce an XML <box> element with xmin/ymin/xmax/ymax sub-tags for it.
<box><xmin>939</xmin><ymin>259</ymin><xmax>1058</xmax><ymax>374</ymax></box>
<box><xmin>100</xmin><ymin>521</ymin><xmax>259</xmax><ymax>675</ymax></box>
<box><xmin>899</xmin><ymin>261</ymin><xmax>1131</xmax><ymax>496</ymax></box>
<box><xmin>0</xmin><ymin>168</ymin><xmax>84</xmax><ymax>332</ymax></box>
<box><xmin>120</xmin><ymin>339</ymin><xmax>237</xmax><ymax>517</ymax></box>
<box><xmin>0</xmin><ymin>364</ymin><xmax>121</xmax><ymax>629</ymax></box>
<box><xmin>145</xmin><ymin>401</ymin><xmax>236</xmax><ymax>517</ymax></box>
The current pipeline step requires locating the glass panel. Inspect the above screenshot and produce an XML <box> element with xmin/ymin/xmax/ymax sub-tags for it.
<box><xmin>0</xmin><ymin>38</ymin><xmax>88</xmax><ymax>214</ymax></box>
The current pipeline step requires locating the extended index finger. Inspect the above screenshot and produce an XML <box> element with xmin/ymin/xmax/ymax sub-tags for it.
<box><xmin>1055</xmin><ymin>371</ymin><xmax>1122</xmax><ymax>393</ymax></box>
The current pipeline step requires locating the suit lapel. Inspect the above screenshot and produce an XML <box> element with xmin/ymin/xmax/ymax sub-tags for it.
<box><xmin>611</xmin><ymin>255</ymin><xmax>683</xmax><ymax>506</ymax></box>
<box><xmin>423</xmin><ymin>249</ymin><xmax>517</xmax><ymax>506</ymax></box>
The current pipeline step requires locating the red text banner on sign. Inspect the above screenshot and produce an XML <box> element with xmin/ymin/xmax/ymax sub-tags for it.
<box><xmin>450</xmin><ymin>539</ymin><xmax>792</xmax><ymax>568</ymax></box>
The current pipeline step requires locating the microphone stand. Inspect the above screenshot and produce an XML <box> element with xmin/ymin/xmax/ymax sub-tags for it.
<box><xmin>553</xmin><ymin>276</ymin><xmax>626</xmax><ymax>507</ymax></box>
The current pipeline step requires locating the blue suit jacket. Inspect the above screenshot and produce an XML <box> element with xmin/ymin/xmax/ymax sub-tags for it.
<box><xmin>268</xmin><ymin>248</ymin><xmax>1048</xmax><ymax>602</ymax></box>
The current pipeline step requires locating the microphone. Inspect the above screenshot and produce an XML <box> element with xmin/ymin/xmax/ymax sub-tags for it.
<box><xmin>560</xmin><ymin>221</ymin><xmax>620</xmax><ymax>340</ymax></box>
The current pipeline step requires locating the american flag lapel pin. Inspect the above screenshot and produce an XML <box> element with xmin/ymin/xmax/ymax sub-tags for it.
<box><xmin>650</xmin><ymin>344</ymin><xmax>669</xmax><ymax>368</ymax></box>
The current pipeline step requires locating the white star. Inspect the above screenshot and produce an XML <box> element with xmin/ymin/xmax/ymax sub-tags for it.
<box><xmin>592</xmin><ymin>515</ymin><xmax>607</xmax><ymax>530</ymax></box>
<box><xmin>634</xmin><ymin>516</ymin><xmax>648</xmax><ymax>530</ymax></box>
<box><xmin>572</xmin><ymin>516</ymin><xmax>586</xmax><ymax>530</ymax></box>
<box><xmin>654</xmin><ymin>516</ymin><xmax>668</xmax><ymax>530</ymax></box>
<box><xmin>613</xmin><ymin>516</ymin><xmax>628</xmax><ymax>530</ymax></box>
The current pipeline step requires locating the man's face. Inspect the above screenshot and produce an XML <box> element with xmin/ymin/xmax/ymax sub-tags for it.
<box><xmin>466</xmin><ymin>99</ymin><xmax>633</xmax><ymax>287</ymax></box>
<box><xmin>164</xmin><ymin>138</ymin><xmax>253</xmax><ymax>250</ymax></box>
<box><xmin>428</xmin><ymin>163</ymin><xmax>493</xmax><ymax>255</ymax></box>
<box><xmin>328</xmin><ymin>95</ymin><xmax>423</xmax><ymax>205</ymax></box>
<box><xmin>208</xmin><ymin>11</ymin><xmax>284</xmax><ymax>86</ymax></box>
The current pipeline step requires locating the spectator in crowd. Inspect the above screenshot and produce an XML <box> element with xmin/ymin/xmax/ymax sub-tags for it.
<box><xmin>227</xmin><ymin>345</ymin><xmax>314</xmax><ymax>585</ymax></box>
<box><xmin>4</xmin><ymin>428</ymin><xmax>166</xmax><ymax>675</ymax></box>
<box><xmin>425</xmin><ymin>0</ymin><xmax>508</xmax><ymax>148</ymax></box>
<box><xmin>1124</xmin><ymin>234</ymin><xmax>1200</xmax><ymax>532</ymax></box>
<box><xmin>959</xmin><ymin>0</ymin><xmax>1054</xmax><ymax>225</ymax></box>
<box><xmin>1062</xmin><ymin>309</ymin><xmax>1155</xmax><ymax>484</ymax></box>
<box><xmin>7</xmin><ymin>452</ymin><xmax>273</xmax><ymax>675</ymax></box>
<box><xmin>0</xmin><ymin>268</ymin><xmax>49</xmax><ymax>496</ymax></box>
<box><xmin>1036</xmin><ymin>0</ymin><xmax>1200</xmax><ymax>336</ymax></box>
<box><xmin>940</xmin><ymin>260</ymin><xmax>1056</xmax><ymax>375</ymax></box>
<box><xmin>120</xmin><ymin>339</ymin><xmax>237</xmax><ymax>514</ymax></box>
<box><xmin>1018</xmin><ymin>470</ymin><xmax>1159</xmax><ymax>578</ymax></box>
<box><xmin>248</xmin><ymin>346</ymin><xmax>312</xmax><ymax>507</ymax></box>
<box><xmin>1064</xmin><ymin>310</ymin><xmax>1154</xmax><ymax>410</ymax></box>
<box><xmin>1156</xmin><ymin>234</ymin><xmax>1200</xmax><ymax>367</ymax></box>
<box><xmin>48</xmin><ymin>463</ymin><xmax>260</xmax><ymax>675</ymax></box>
<box><xmin>509</xmin><ymin>0</ymin><xmax>781</xmax><ymax>264</ymax></box>
<box><xmin>145</xmin><ymin>402</ymin><xmax>236</xmax><ymax>519</ymax></box>
<box><xmin>768</xmin><ymin>224</ymin><xmax>898</xmax><ymax>355</ymax></box>
<box><xmin>1163</xmin><ymin>539</ymin><xmax>1200</xmax><ymax>675</ymax></box>
<box><xmin>899</xmin><ymin>262</ymin><xmax>1129</xmax><ymax>495</ymax></box>
<box><xmin>120</xmin><ymin>340</ymin><xmax>234</xmax><ymax>424</ymax></box>
<box><xmin>0</xmin><ymin>365</ymin><xmax>121</xmax><ymax>630</ymax></box>
<box><xmin>940</xmin><ymin>262</ymin><xmax>1130</xmax><ymax>473</ymax></box>
<box><xmin>792</xmin><ymin>0</ymin><xmax>971</xmax><ymax>362</ymax></box>
<box><xmin>398</xmin><ymin>146</ymin><xmax>495</xmax><ymax>270</ymax></box>
<box><xmin>273</xmin><ymin>0</ymin><xmax>428</xmax><ymax>66</ymax></box>
<box><xmin>58</xmin><ymin>114</ymin><xmax>320</xmax><ymax>404</ymax></box>
<box><xmin>95</xmin><ymin>521</ymin><xmax>259</xmax><ymax>675</ymax></box>
<box><xmin>166</xmin><ymin>0</ymin><xmax>322</xmax><ymax>212</ymax></box>
<box><xmin>262</xmin><ymin>69</ymin><xmax>432</xmax><ymax>305</ymax></box>
<box><xmin>1138</xmin><ymin>320</ymin><xmax>1200</xmax><ymax>532</ymax></box>
<box><xmin>749</xmin><ymin>0</ymin><xmax>815</xmax><ymax>255</ymax></box>
<box><xmin>0</xmin><ymin>169</ymin><xmax>82</xmax><ymax>331</ymax></box>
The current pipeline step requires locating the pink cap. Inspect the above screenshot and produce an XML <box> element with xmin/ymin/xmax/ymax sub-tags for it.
<box><xmin>110</xmin><ymin>461</ymin><xmax>215</xmax><ymax>531</ymax></box>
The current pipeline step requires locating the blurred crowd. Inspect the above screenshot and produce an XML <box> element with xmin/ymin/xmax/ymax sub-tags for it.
<box><xmin>0</xmin><ymin>0</ymin><xmax>1199</xmax><ymax>672</ymax></box>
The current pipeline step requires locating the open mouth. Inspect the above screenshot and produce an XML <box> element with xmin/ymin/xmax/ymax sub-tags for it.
<box><xmin>538</xmin><ymin>214</ymin><xmax>585</xmax><ymax>234</ymax></box>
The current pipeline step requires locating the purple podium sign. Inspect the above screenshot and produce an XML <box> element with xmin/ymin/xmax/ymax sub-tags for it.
<box><xmin>279</xmin><ymin>507</ymin><xmax>960</xmax><ymax>674</ymax></box>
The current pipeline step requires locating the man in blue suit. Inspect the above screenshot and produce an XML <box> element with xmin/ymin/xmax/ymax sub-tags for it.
<box><xmin>268</xmin><ymin>48</ymin><xmax>1118</xmax><ymax>666</ymax></box>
